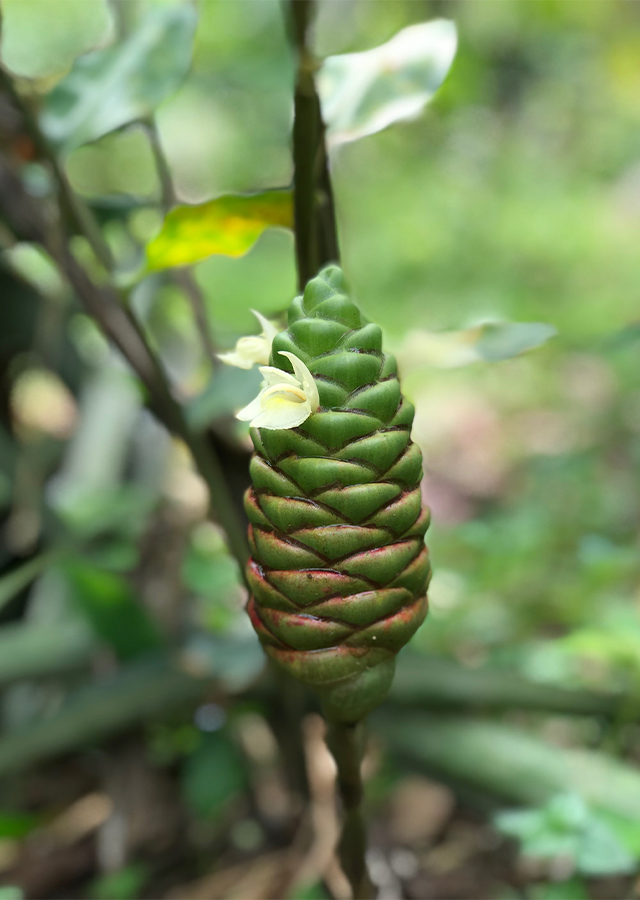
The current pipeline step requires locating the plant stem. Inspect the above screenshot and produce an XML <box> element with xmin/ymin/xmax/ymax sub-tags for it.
<box><xmin>288</xmin><ymin>0</ymin><xmax>339</xmax><ymax>290</ymax></box>
<box><xmin>0</xmin><ymin>142</ymin><xmax>249</xmax><ymax>579</ymax></box>
<box><xmin>326</xmin><ymin>721</ymin><xmax>374</xmax><ymax>899</ymax></box>
<box><xmin>286</xmin><ymin>2</ymin><xmax>371</xmax><ymax>892</ymax></box>
<box><xmin>0</xmin><ymin>69</ymin><xmax>115</xmax><ymax>272</ymax></box>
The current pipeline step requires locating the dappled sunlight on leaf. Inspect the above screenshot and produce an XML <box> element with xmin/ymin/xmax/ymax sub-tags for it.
<box><xmin>41</xmin><ymin>4</ymin><xmax>197</xmax><ymax>154</ymax></box>
<box><xmin>319</xmin><ymin>20</ymin><xmax>457</xmax><ymax>148</ymax></box>
<box><xmin>145</xmin><ymin>190</ymin><xmax>293</xmax><ymax>270</ymax></box>
<box><xmin>0</xmin><ymin>0</ymin><xmax>113</xmax><ymax>80</ymax></box>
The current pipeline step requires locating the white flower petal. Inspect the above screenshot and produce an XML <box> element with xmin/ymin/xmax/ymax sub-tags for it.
<box><xmin>218</xmin><ymin>314</ymin><xmax>279</xmax><ymax>370</ymax></box>
<box><xmin>251</xmin><ymin>309</ymin><xmax>279</xmax><ymax>344</ymax></box>
<box><xmin>278</xmin><ymin>351</ymin><xmax>320</xmax><ymax>411</ymax></box>
<box><xmin>217</xmin><ymin>349</ymin><xmax>255</xmax><ymax>370</ymax></box>
<box><xmin>251</xmin><ymin>399</ymin><xmax>312</xmax><ymax>430</ymax></box>
<box><xmin>235</xmin><ymin>394</ymin><xmax>265</xmax><ymax>421</ymax></box>
<box><xmin>258</xmin><ymin>365</ymin><xmax>300</xmax><ymax>389</ymax></box>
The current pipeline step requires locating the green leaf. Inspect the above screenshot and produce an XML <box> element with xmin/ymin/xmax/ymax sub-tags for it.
<box><xmin>64</xmin><ymin>561</ymin><xmax>163</xmax><ymax>661</ymax></box>
<box><xmin>0</xmin><ymin>0</ymin><xmax>113</xmax><ymax>80</ymax></box>
<box><xmin>496</xmin><ymin>794</ymin><xmax>637</xmax><ymax>877</ymax></box>
<box><xmin>40</xmin><ymin>4</ymin><xmax>197</xmax><ymax>155</ymax></box>
<box><xmin>319</xmin><ymin>20</ymin><xmax>457</xmax><ymax>147</ymax></box>
<box><xmin>146</xmin><ymin>190</ymin><xmax>293</xmax><ymax>271</ymax></box>
<box><xmin>399</xmin><ymin>321</ymin><xmax>557</xmax><ymax>369</ymax></box>
<box><xmin>89</xmin><ymin>864</ymin><xmax>148</xmax><ymax>900</ymax></box>
<box><xmin>186</xmin><ymin>366</ymin><xmax>262</xmax><ymax>431</ymax></box>
<box><xmin>530</xmin><ymin>879</ymin><xmax>588</xmax><ymax>900</ymax></box>
<box><xmin>0</xmin><ymin>657</ymin><xmax>204</xmax><ymax>776</ymax></box>
<box><xmin>0</xmin><ymin>887</ymin><xmax>24</xmax><ymax>900</ymax></box>
<box><xmin>181</xmin><ymin>732</ymin><xmax>247</xmax><ymax>820</ymax></box>
<box><xmin>0</xmin><ymin>811</ymin><xmax>39</xmax><ymax>840</ymax></box>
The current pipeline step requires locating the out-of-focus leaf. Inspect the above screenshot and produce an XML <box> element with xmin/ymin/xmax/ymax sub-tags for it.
<box><xmin>40</xmin><ymin>4</ymin><xmax>197</xmax><ymax>155</ymax></box>
<box><xmin>399</xmin><ymin>321</ymin><xmax>556</xmax><ymax>370</ymax></box>
<box><xmin>180</xmin><ymin>633</ymin><xmax>265</xmax><ymax>693</ymax></box>
<box><xmin>146</xmin><ymin>190</ymin><xmax>293</xmax><ymax>271</ymax></box>
<box><xmin>0</xmin><ymin>886</ymin><xmax>23</xmax><ymax>900</ymax></box>
<box><xmin>59</xmin><ymin>486</ymin><xmax>156</xmax><ymax>542</ymax></box>
<box><xmin>319</xmin><ymin>20</ymin><xmax>457</xmax><ymax>147</ymax></box>
<box><xmin>0</xmin><ymin>550</ymin><xmax>62</xmax><ymax>613</ymax></box>
<box><xmin>0</xmin><ymin>811</ymin><xmax>39</xmax><ymax>840</ymax></box>
<box><xmin>0</xmin><ymin>620</ymin><xmax>94</xmax><ymax>687</ymax></box>
<box><xmin>496</xmin><ymin>794</ymin><xmax>637</xmax><ymax>876</ymax></box>
<box><xmin>3</xmin><ymin>245</ymin><xmax>65</xmax><ymax>297</ymax></box>
<box><xmin>64</xmin><ymin>561</ymin><xmax>163</xmax><ymax>661</ymax></box>
<box><xmin>89</xmin><ymin>864</ymin><xmax>148</xmax><ymax>900</ymax></box>
<box><xmin>0</xmin><ymin>657</ymin><xmax>205</xmax><ymax>775</ymax></box>
<box><xmin>186</xmin><ymin>366</ymin><xmax>262</xmax><ymax>431</ymax></box>
<box><xmin>0</xmin><ymin>0</ymin><xmax>112</xmax><ymax>80</ymax></box>
<box><xmin>530</xmin><ymin>879</ymin><xmax>588</xmax><ymax>900</ymax></box>
<box><xmin>181</xmin><ymin>732</ymin><xmax>247</xmax><ymax>820</ymax></box>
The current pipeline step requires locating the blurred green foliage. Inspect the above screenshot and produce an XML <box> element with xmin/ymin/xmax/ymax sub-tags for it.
<box><xmin>0</xmin><ymin>0</ymin><xmax>639</xmax><ymax>895</ymax></box>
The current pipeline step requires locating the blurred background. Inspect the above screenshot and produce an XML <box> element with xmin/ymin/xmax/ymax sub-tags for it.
<box><xmin>0</xmin><ymin>0</ymin><xmax>639</xmax><ymax>898</ymax></box>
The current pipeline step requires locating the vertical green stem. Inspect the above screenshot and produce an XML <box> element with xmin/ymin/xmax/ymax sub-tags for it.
<box><xmin>288</xmin><ymin>0</ymin><xmax>339</xmax><ymax>290</ymax></box>
<box><xmin>326</xmin><ymin>721</ymin><xmax>374</xmax><ymax>899</ymax></box>
<box><xmin>285</xmin><ymin>1</ymin><xmax>371</xmax><ymax>892</ymax></box>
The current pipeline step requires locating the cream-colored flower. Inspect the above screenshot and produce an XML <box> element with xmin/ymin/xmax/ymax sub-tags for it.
<box><xmin>236</xmin><ymin>352</ymin><xmax>320</xmax><ymax>430</ymax></box>
<box><xmin>217</xmin><ymin>310</ymin><xmax>279</xmax><ymax>370</ymax></box>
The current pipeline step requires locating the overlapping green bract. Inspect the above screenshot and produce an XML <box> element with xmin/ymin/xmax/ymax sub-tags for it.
<box><xmin>245</xmin><ymin>266</ymin><xmax>430</xmax><ymax>722</ymax></box>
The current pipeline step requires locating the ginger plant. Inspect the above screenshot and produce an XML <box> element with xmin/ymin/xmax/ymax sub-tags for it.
<box><xmin>229</xmin><ymin>263</ymin><xmax>431</xmax><ymax>896</ymax></box>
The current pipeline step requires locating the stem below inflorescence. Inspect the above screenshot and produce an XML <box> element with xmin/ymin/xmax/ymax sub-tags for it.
<box><xmin>326</xmin><ymin>721</ymin><xmax>374</xmax><ymax>900</ymax></box>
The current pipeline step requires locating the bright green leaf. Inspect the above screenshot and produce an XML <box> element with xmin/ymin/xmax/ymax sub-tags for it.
<box><xmin>399</xmin><ymin>321</ymin><xmax>557</xmax><ymax>370</ymax></box>
<box><xmin>146</xmin><ymin>190</ymin><xmax>293</xmax><ymax>271</ymax></box>
<box><xmin>319</xmin><ymin>20</ymin><xmax>457</xmax><ymax>147</ymax></box>
<box><xmin>40</xmin><ymin>4</ymin><xmax>197</xmax><ymax>155</ymax></box>
<box><xmin>0</xmin><ymin>811</ymin><xmax>39</xmax><ymax>840</ymax></box>
<box><xmin>0</xmin><ymin>0</ymin><xmax>113</xmax><ymax>80</ymax></box>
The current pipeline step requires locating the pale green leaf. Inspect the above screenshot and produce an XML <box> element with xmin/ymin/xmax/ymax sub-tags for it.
<box><xmin>319</xmin><ymin>20</ymin><xmax>457</xmax><ymax>147</ymax></box>
<box><xmin>0</xmin><ymin>0</ymin><xmax>113</xmax><ymax>80</ymax></box>
<box><xmin>40</xmin><ymin>4</ymin><xmax>197</xmax><ymax>155</ymax></box>
<box><xmin>399</xmin><ymin>321</ymin><xmax>557</xmax><ymax>370</ymax></box>
<box><xmin>146</xmin><ymin>190</ymin><xmax>293</xmax><ymax>271</ymax></box>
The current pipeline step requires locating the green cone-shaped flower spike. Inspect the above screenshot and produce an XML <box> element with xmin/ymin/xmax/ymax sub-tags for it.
<box><xmin>245</xmin><ymin>266</ymin><xmax>430</xmax><ymax>723</ymax></box>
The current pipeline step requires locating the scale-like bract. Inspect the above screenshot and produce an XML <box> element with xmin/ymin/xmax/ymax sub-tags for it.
<box><xmin>245</xmin><ymin>266</ymin><xmax>430</xmax><ymax>722</ymax></box>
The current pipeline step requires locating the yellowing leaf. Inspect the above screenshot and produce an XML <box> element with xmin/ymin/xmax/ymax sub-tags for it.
<box><xmin>146</xmin><ymin>191</ymin><xmax>293</xmax><ymax>271</ymax></box>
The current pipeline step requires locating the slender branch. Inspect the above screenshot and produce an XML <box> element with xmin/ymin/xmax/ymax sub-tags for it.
<box><xmin>326</xmin><ymin>722</ymin><xmax>374</xmax><ymax>900</ymax></box>
<box><xmin>143</xmin><ymin>117</ymin><xmax>176</xmax><ymax>209</ymax></box>
<box><xmin>288</xmin><ymin>0</ymin><xmax>339</xmax><ymax>290</ymax></box>
<box><xmin>0</xmin><ymin>70</ymin><xmax>115</xmax><ymax>272</ymax></box>
<box><xmin>0</xmin><ymin>153</ymin><xmax>249</xmax><ymax>577</ymax></box>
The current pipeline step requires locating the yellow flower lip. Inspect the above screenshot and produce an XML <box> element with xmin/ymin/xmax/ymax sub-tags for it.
<box><xmin>262</xmin><ymin>384</ymin><xmax>307</xmax><ymax>404</ymax></box>
<box><xmin>236</xmin><ymin>351</ymin><xmax>319</xmax><ymax>430</ymax></box>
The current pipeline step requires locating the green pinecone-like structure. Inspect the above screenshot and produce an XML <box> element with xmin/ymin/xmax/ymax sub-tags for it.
<box><xmin>245</xmin><ymin>266</ymin><xmax>430</xmax><ymax>723</ymax></box>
